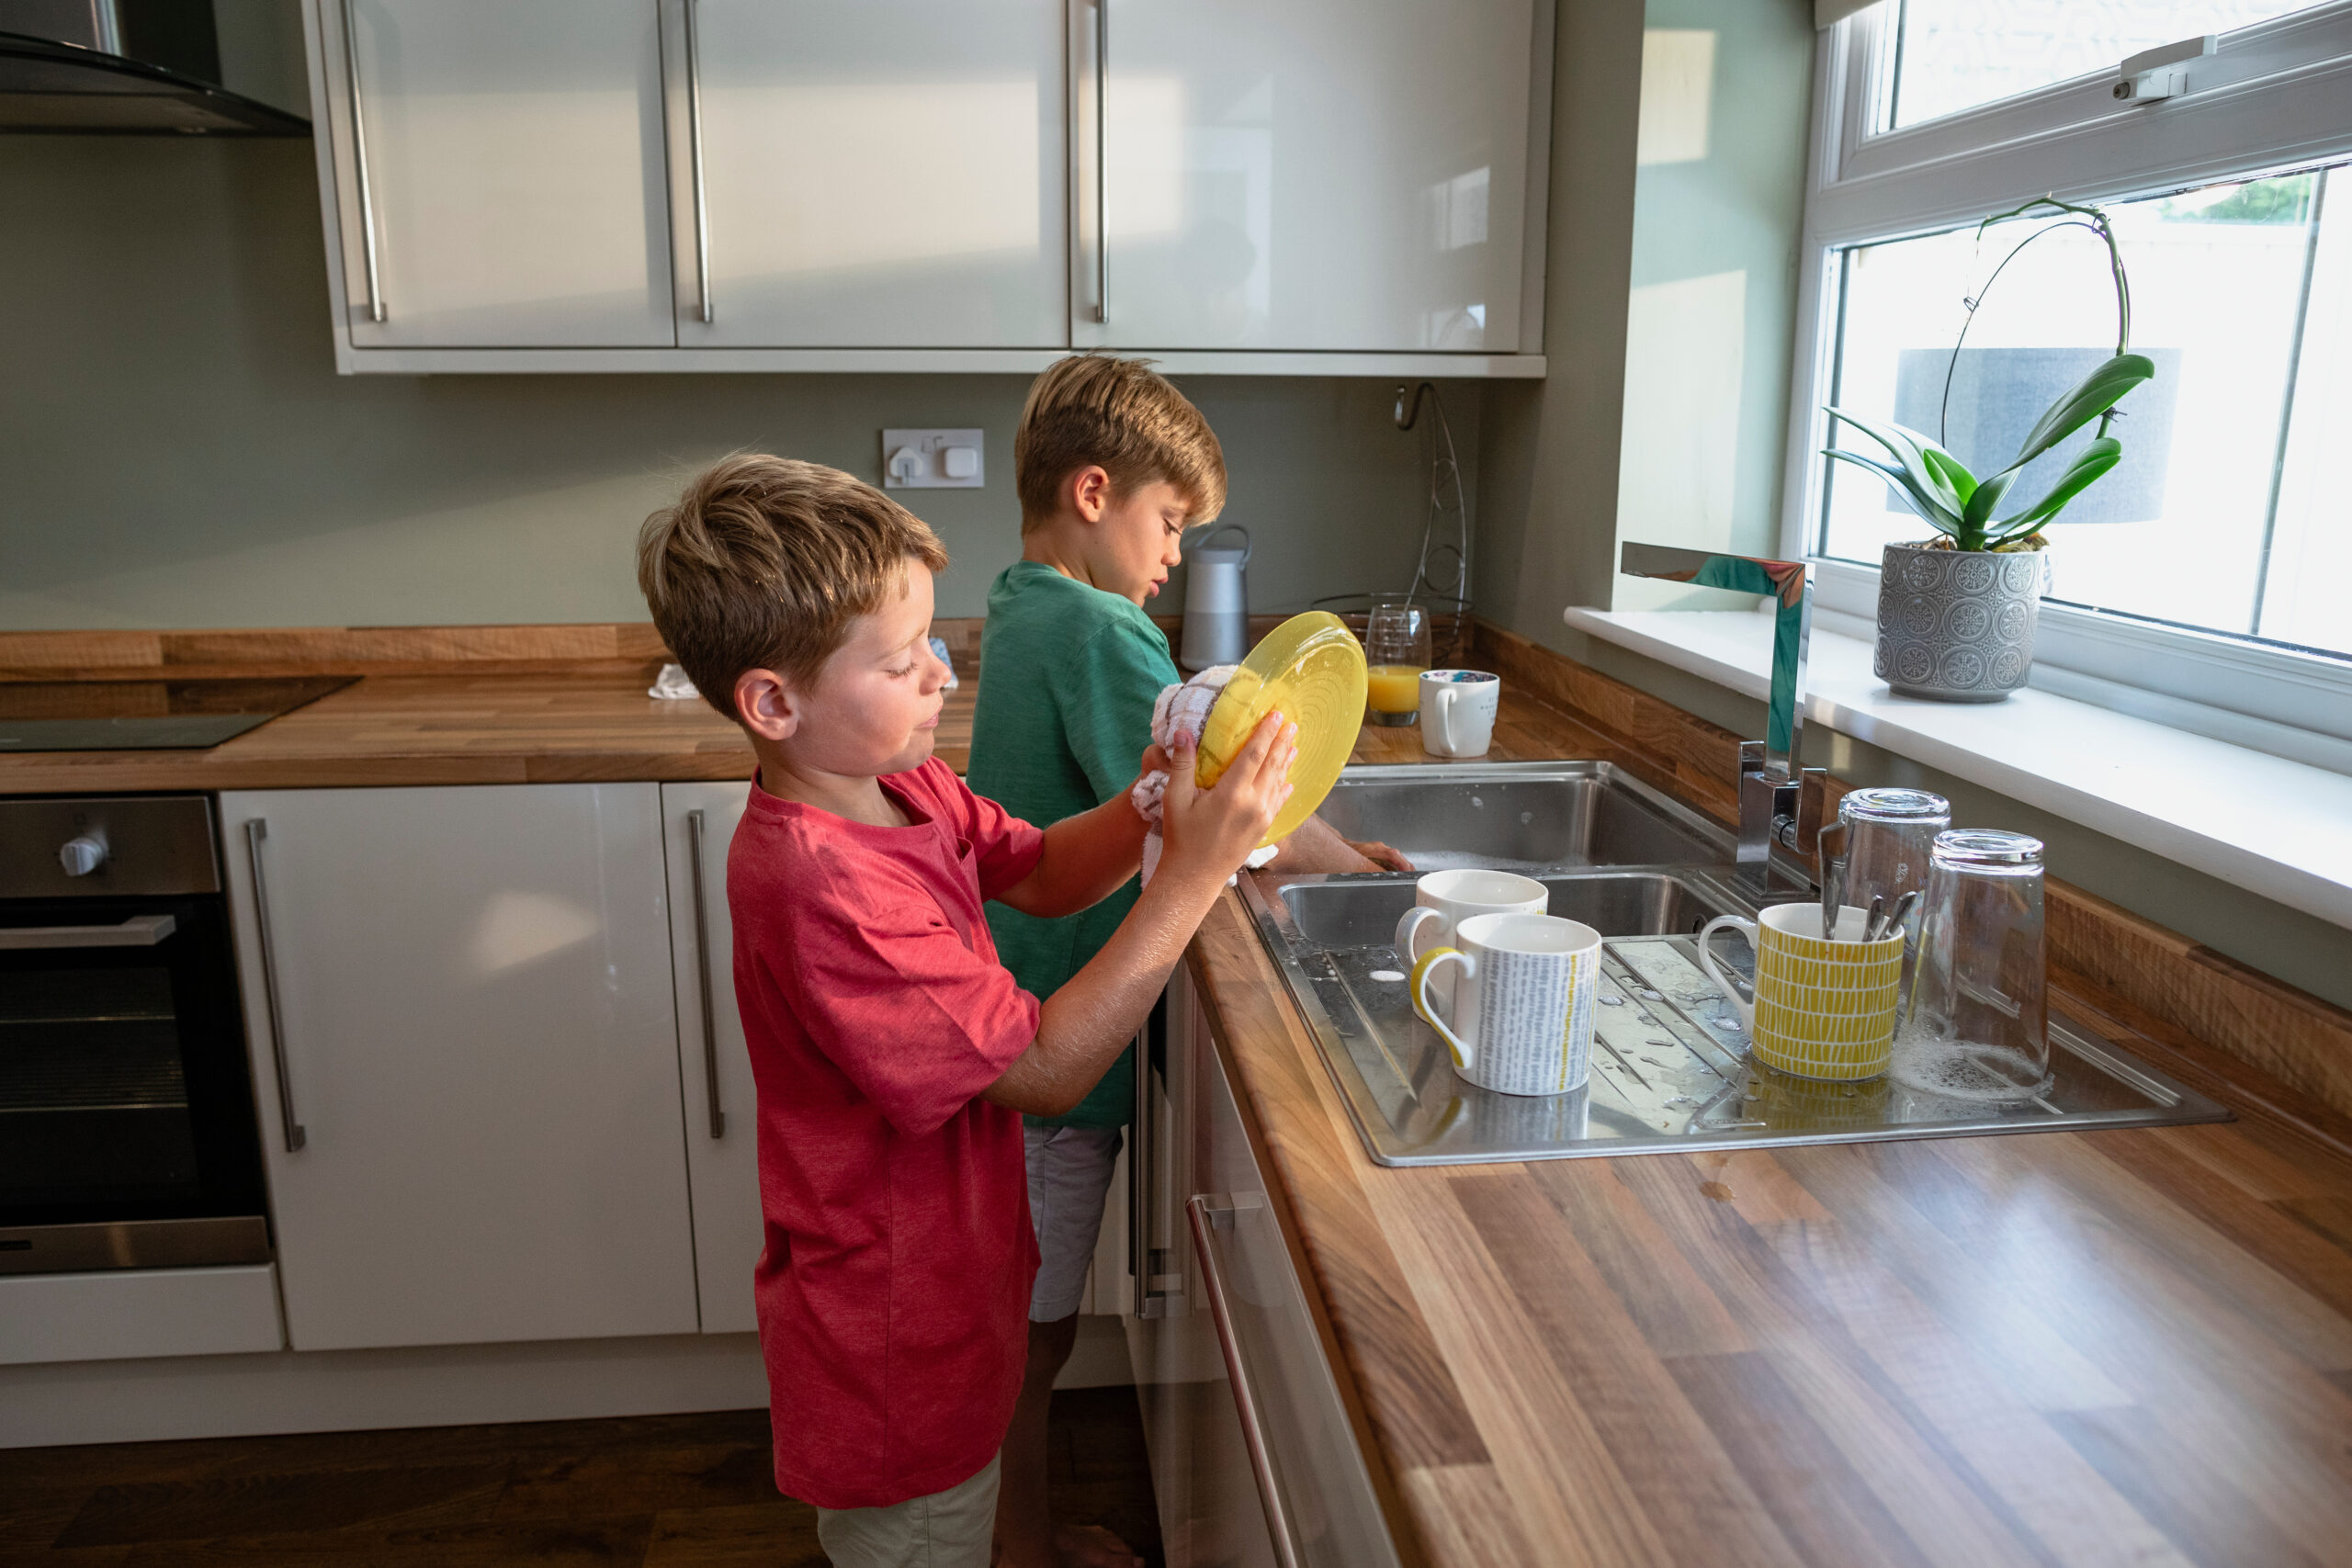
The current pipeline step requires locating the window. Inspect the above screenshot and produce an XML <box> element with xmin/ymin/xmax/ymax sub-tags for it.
<box><xmin>1788</xmin><ymin>1</ymin><xmax>2352</xmax><ymax>762</ymax></box>
<box><xmin>1820</xmin><ymin>164</ymin><xmax>2346</xmax><ymax>655</ymax></box>
<box><xmin>1885</xmin><ymin>2</ymin><xmax>2313</xmax><ymax>130</ymax></box>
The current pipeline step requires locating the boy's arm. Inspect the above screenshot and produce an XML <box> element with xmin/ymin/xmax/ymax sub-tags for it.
<box><xmin>1264</xmin><ymin>813</ymin><xmax>1416</xmax><ymax>874</ymax></box>
<box><xmin>989</xmin><ymin>755</ymin><xmax>1158</xmax><ymax>919</ymax></box>
<box><xmin>985</xmin><ymin>719</ymin><xmax>1295</xmax><ymax>1117</ymax></box>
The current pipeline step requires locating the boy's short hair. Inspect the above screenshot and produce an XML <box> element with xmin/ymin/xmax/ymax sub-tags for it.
<box><xmin>1014</xmin><ymin>355</ymin><xmax>1227</xmax><ymax>531</ymax></box>
<box><xmin>638</xmin><ymin>454</ymin><xmax>948</xmax><ymax>721</ymax></box>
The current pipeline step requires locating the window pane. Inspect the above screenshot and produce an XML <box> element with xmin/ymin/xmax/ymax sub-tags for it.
<box><xmin>1819</xmin><ymin>166</ymin><xmax>2348</xmax><ymax>659</ymax></box>
<box><xmin>1888</xmin><ymin>0</ymin><xmax>2314</xmax><ymax>130</ymax></box>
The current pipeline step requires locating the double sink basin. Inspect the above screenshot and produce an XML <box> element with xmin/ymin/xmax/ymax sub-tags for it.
<box><xmin>1246</xmin><ymin>762</ymin><xmax>2228</xmax><ymax>1166</ymax></box>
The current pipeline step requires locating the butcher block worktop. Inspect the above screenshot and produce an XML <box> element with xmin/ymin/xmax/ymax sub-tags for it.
<box><xmin>9</xmin><ymin>620</ymin><xmax>2352</xmax><ymax>1567</ymax></box>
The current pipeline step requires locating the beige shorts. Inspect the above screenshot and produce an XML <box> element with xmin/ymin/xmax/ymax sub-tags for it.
<box><xmin>814</xmin><ymin>1452</ymin><xmax>1001</xmax><ymax>1568</ymax></box>
<box><xmin>1024</xmin><ymin>1122</ymin><xmax>1124</xmax><ymax>1322</ymax></box>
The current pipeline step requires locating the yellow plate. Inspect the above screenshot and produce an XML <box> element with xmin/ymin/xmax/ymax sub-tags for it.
<box><xmin>1194</xmin><ymin>611</ymin><xmax>1367</xmax><ymax>848</ymax></box>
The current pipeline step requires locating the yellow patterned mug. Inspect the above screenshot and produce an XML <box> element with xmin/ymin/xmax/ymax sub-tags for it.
<box><xmin>1697</xmin><ymin>903</ymin><xmax>1905</xmax><ymax>1081</ymax></box>
<box><xmin>1409</xmin><ymin>912</ymin><xmax>1600</xmax><ymax>1097</ymax></box>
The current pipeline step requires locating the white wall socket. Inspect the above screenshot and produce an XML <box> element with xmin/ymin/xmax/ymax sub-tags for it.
<box><xmin>881</xmin><ymin>429</ymin><xmax>985</xmax><ymax>489</ymax></box>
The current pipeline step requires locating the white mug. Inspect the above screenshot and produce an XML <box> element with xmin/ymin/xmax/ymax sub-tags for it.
<box><xmin>1409</xmin><ymin>912</ymin><xmax>1600</xmax><ymax>1097</ymax></box>
<box><xmin>1393</xmin><ymin>868</ymin><xmax>1548</xmax><ymax>963</ymax></box>
<box><xmin>1419</xmin><ymin>670</ymin><xmax>1500</xmax><ymax>758</ymax></box>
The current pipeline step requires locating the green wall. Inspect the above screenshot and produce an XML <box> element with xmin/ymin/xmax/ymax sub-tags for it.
<box><xmin>0</xmin><ymin>137</ymin><xmax>1464</xmax><ymax>629</ymax></box>
<box><xmin>1474</xmin><ymin>0</ymin><xmax>2351</xmax><ymax>1013</ymax></box>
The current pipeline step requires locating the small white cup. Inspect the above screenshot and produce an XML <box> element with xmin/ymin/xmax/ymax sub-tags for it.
<box><xmin>1409</xmin><ymin>911</ymin><xmax>1601</xmax><ymax>1096</ymax></box>
<box><xmin>1393</xmin><ymin>867</ymin><xmax>1548</xmax><ymax>963</ymax></box>
<box><xmin>1419</xmin><ymin>670</ymin><xmax>1499</xmax><ymax>758</ymax></box>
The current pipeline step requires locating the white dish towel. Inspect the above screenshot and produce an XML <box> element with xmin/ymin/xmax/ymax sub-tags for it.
<box><xmin>1129</xmin><ymin>664</ymin><xmax>1281</xmax><ymax>886</ymax></box>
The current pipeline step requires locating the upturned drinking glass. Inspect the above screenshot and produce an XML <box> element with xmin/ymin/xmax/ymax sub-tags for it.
<box><xmin>1906</xmin><ymin>829</ymin><xmax>2051</xmax><ymax>1100</ymax></box>
<box><xmin>1838</xmin><ymin>787</ymin><xmax>1950</xmax><ymax>941</ymax></box>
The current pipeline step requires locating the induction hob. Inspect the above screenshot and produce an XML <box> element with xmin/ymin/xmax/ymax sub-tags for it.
<box><xmin>0</xmin><ymin>676</ymin><xmax>357</xmax><ymax>751</ymax></box>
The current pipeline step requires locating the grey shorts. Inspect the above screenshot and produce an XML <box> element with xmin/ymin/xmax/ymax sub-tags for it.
<box><xmin>814</xmin><ymin>1452</ymin><xmax>1000</xmax><ymax>1568</ymax></box>
<box><xmin>1024</xmin><ymin>1122</ymin><xmax>1124</xmax><ymax>1322</ymax></box>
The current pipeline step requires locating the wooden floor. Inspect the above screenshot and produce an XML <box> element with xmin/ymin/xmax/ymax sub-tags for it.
<box><xmin>0</xmin><ymin>1389</ymin><xmax>1162</xmax><ymax>1566</ymax></box>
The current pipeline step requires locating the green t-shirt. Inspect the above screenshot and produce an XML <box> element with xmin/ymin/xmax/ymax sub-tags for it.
<box><xmin>968</xmin><ymin>559</ymin><xmax>1177</xmax><ymax>1129</ymax></box>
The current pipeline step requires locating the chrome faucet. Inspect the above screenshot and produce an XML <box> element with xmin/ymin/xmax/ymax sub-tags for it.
<box><xmin>1618</xmin><ymin>542</ymin><xmax>1824</xmax><ymax>889</ymax></box>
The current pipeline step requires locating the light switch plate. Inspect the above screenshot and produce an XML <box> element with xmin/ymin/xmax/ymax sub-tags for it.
<box><xmin>881</xmin><ymin>428</ymin><xmax>985</xmax><ymax>489</ymax></box>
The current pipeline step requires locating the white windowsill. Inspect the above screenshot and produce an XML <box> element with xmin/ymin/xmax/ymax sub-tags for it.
<box><xmin>1562</xmin><ymin>607</ymin><xmax>2352</xmax><ymax>931</ymax></box>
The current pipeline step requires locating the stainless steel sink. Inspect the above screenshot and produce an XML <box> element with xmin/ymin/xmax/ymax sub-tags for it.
<box><xmin>1241</xmin><ymin>867</ymin><xmax>2232</xmax><ymax>1166</ymax></box>
<box><xmin>1314</xmin><ymin>761</ymin><xmax>1731</xmax><ymax>874</ymax></box>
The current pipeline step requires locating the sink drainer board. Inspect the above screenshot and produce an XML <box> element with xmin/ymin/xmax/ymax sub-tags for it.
<box><xmin>1240</xmin><ymin>870</ymin><xmax>2232</xmax><ymax>1167</ymax></box>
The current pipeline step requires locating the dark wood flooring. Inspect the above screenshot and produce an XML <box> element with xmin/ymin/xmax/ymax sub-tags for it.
<box><xmin>0</xmin><ymin>1388</ymin><xmax>1162</xmax><ymax>1566</ymax></box>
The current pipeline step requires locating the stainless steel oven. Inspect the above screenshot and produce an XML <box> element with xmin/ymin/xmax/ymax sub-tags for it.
<box><xmin>1</xmin><ymin>796</ymin><xmax>271</xmax><ymax>1273</ymax></box>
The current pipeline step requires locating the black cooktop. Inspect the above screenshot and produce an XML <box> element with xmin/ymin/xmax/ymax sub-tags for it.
<box><xmin>0</xmin><ymin>676</ymin><xmax>357</xmax><ymax>752</ymax></box>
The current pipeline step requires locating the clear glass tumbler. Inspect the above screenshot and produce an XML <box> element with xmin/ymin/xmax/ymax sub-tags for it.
<box><xmin>1903</xmin><ymin>829</ymin><xmax>2052</xmax><ymax>1100</ymax></box>
<box><xmin>1363</xmin><ymin>593</ymin><xmax>1432</xmax><ymax>727</ymax></box>
<box><xmin>1838</xmin><ymin>787</ymin><xmax>1950</xmax><ymax>941</ymax></box>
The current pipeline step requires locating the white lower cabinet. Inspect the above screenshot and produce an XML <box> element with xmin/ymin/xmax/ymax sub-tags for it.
<box><xmin>220</xmin><ymin>784</ymin><xmax>699</xmax><ymax>1351</ymax></box>
<box><xmin>659</xmin><ymin>782</ymin><xmax>763</xmax><ymax>1334</ymax></box>
<box><xmin>1127</xmin><ymin>968</ymin><xmax>1398</xmax><ymax>1568</ymax></box>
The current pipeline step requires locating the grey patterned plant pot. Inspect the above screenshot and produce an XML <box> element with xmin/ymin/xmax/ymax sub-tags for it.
<box><xmin>1874</xmin><ymin>542</ymin><xmax>2048</xmax><ymax>702</ymax></box>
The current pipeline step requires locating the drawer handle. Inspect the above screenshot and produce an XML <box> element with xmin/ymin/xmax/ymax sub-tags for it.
<box><xmin>684</xmin><ymin>0</ymin><xmax>714</xmax><ymax>323</ymax></box>
<box><xmin>685</xmin><ymin>808</ymin><xmax>724</xmax><ymax>1139</ymax></box>
<box><xmin>0</xmin><ymin>915</ymin><xmax>174</xmax><ymax>950</ymax></box>
<box><xmin>1189</xmin><ymin>1194</ymin><xmax>1307</xmax><ymax>1568</ymax></box>
<box><xmin>243</xmin><ymin>819</ymin><xmax>307</xmax><ymax>1153</ymax></box>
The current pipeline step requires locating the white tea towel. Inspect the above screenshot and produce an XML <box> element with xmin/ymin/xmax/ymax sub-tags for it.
<box><xmin>649</xmin><ymin>662</ymin><xmax>700</xmax><ymax>700</ymax></box>
<box><xmin>1130</xmin><ymin>665</ymin><xmax>1281</xmax><ymax>886</ymax></box>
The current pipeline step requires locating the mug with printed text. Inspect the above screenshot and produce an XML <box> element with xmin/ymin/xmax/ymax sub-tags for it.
<box><xmin>1698</xmin><ymin>902</ymin><xmax>1905</xmax><ymax>1080</ymax></box>
<box><xmin>1393</xmin><ymin>868</ymin><xmax>1549</xmax><ymax>963</ymax></box>
<box><xmin>1409</xmin><ymin>912</ymin><xmax>1600</xmax><ymax>1097</ymax></box>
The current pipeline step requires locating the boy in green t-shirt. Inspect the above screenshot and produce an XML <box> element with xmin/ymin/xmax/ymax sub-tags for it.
<box><xmin>971</xmin><ymin>355</ymin><xmax>1407</xmax><ymax>1568</ymax></box>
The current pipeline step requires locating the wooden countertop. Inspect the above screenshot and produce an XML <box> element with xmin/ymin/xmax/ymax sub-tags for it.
<box><xmin>0</xmin><ymin>667</ymin><xmax>1584</xmax><ymax>795</ymax></box>
<box><xmin>1186</xmin><ymin>705</ymin><xmax>2352</xmax><ymax>1568</ymax></box>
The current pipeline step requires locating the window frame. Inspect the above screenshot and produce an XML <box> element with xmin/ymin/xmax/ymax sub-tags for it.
<box><xmin>1781</xmin><ymin>1</ymin><xmax>2352</xmax><ymax>769</ymax></box>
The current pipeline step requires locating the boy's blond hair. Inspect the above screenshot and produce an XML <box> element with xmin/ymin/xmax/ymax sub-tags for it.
<box><xmin>1014</xmin><ymin>355</ymin><xmax>1227</xmax><ymax>531</ymax></box>
<box><xmin>638</xmin><ymin>455</ymin><xmax>948</xmax><ymax>722</ymax></box>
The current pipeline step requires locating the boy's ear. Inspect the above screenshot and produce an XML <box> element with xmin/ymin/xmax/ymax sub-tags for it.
<box><xmin>1068</xmin><ymin>464</ymin><xmax>1114</xmax><ymax>525</ymax></box>
<box><xmin>734</xmin><ymin>668</ymin><xmax>799</xmax><ymax>742</ymax></box>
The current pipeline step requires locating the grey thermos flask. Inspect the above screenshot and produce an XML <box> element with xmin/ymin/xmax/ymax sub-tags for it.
<box><xmin>1179</xmin><ymin>525</ymin><xmax>1250</xmax><ymax>671</ymax></box>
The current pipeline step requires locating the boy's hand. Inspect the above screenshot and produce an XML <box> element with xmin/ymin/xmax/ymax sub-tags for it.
<box><xmin>1159</xmin><ymin>715</ymin><xmax>1295</xmax><ymax>882</ymax></box>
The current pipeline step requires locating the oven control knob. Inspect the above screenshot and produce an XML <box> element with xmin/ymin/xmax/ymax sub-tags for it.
<box><xmin>58</xmin><ymin>834</ymin><xmax>107</xmax><ymax>877</ymax></box>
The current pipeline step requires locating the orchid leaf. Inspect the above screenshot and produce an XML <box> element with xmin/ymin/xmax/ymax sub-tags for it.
<box><xmin>2007</xmin><ymin>353</ymin><xmax>2154</xmax><ymax>469</ymax></box>
<box><xmin>1825</xmin><ymin>407</ymin><xmax>1973</xmax><ymax>513</ymax></box>
<box><xmin>1962</xmin><ymin>467</ymin><xmax>2022</xmax><ymax>532</ymax></box>
<box><xmin>1991</xmin><ymin>437</ymin><xmax>2123</xmax><ymax>534</ymax></box>
<box><xmin>1822</xmin><ymin>446</ymin><xmax>1962</xmax><ymax>535</ymax></box>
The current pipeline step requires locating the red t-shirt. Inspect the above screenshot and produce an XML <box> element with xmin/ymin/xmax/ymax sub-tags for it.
<box><xmin>727</xmin><ymin>757</ymin><xmax>1047</xmax><ymax>1510</ymax></box>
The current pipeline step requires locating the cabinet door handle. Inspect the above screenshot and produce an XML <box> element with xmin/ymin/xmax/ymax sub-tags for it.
<box><xmin>1189</xmin><ymin>1195</ymin><xmax>1306</xmax><ymax>1568</ymax></box>
<box><xmin>1091</xmin><ymin>0</ymin><xmax>1108</xmax><ymax>323</ymax></box>
<box><xmin>337</xmin><ymin>0</ymin><xmax>386</xmax><ymax>323</ymax></box>
<box><xmin>0</xmin><ymin>915</ymin><xmax>175</xmax><ymax>950</ymax></box>
<box><xmin>685</xmin><ymin>808</ymin><xmax>725</xmax><ymax>1139</ymax></box>
<box><xmin>243</xmin><ymin>819</ymin><xmax>308</xmax><ymax>1153</ymax></box>
<box><xmin>684</xmin><ymin>0</ymin><xmax>714</xmax><ymax>323</ymax></box>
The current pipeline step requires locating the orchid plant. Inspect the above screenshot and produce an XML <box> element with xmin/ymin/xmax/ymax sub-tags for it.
<box><xmin>1823</xmin><ymin>197</ymin><xmax>2155</xmax><ymax>553</ymax></box>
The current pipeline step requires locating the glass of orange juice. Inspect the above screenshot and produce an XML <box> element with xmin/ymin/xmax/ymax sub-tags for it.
<box><xmin>1363</xmin><ymin>594</ymin><xmax>1431</xmax><ymax>727</ymax></box>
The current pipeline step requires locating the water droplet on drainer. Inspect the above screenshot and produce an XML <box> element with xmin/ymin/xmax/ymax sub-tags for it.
<box><xmin>1368</xmin><ymin>969</ymin><xmax>1405</xmax><ymax>984</ymax></box>
<box><xmin>1600</xmin><ymin>996</ymin><xmax>1625</xmax><ymax>1008</ymax></box>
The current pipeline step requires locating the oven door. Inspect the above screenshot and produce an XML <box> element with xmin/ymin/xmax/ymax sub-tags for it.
<box><xmin>0</xmin><ymin>894</ymin><xmax>271</xmax><ymax>1273</ymax></box>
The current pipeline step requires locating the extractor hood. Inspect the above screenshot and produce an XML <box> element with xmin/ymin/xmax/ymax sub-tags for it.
<box><xmin>0</xmin><ymin>1</ymin><xmax>308</xmax><ymax>135</ymax></box>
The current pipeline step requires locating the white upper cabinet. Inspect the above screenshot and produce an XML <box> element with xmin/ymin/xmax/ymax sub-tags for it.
<box><xmin>220</xmin><ymin>784</ymin><xmax>700</xmax><ymax>1351</ymax></box>
<box><xmin>303</xmin><ymin>0</ymin><xmax>1551</xmax><ymax>372</ymax></box>
<box><xmin>677</xmin><ymin>0</ymin><xmax>1067</xmax><ymax>348</ymax></box>
<box><xmin>310</xmin><ymin>0</ymin><xmax>676</xmax><ymax>348</ymax></box>
<box><xmin>1078</xmin><ymin>0</ymin><xmax>1541</xmax><ymax>354</ymax></box>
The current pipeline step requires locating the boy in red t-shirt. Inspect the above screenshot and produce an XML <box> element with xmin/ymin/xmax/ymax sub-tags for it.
<box><xmin>636</xmin><ymin>455</ymin><xmax>1295</xmax><ymax>1568</ymax></box>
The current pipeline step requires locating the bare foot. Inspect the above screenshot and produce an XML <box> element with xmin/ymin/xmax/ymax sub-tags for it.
<box><xmin>1055</xmin><ymin>1521</ymin><xmax>1144</xmax><ymax>1568</ymax></box>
